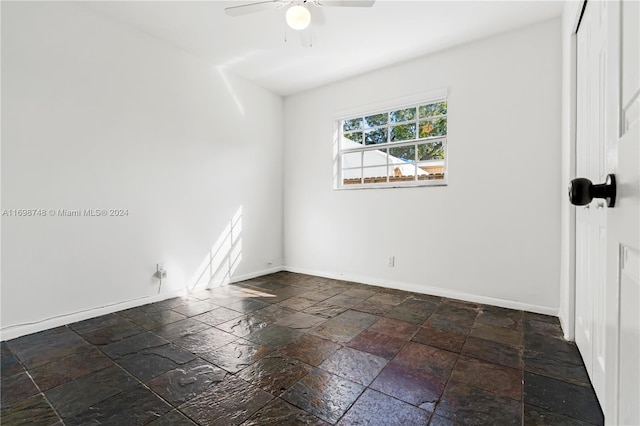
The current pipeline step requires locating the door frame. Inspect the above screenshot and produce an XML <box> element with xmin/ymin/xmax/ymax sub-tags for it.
<box><xmin>560</xmin><ymin>0</ymin><xmax>586</xmax><ymax>342</ymax></box>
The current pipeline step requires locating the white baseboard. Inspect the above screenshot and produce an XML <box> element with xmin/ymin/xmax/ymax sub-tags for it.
<box><xmin>0</xmin><ymin>265</ymin><xmax>285</xmax><ymax>342</ymax></box>
<box><xmin>283</xmin><ymin>265</ymin><xmax>559</xmax><ymax>316</ymax></box>
<box><xmin>0</xmin><ymin>289</ymin><xmax>185</xmax><ymax>341</ymax></box>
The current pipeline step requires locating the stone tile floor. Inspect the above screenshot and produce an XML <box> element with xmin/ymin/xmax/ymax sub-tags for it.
<box><xmin>1</xmin><ymin>272</ymin><xmax>604</xmax><ymax>425</ymax></box>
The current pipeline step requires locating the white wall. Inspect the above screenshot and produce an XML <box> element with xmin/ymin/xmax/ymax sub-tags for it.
<box><xmin>283</xmin><ymin>18</ymin><xmax>563</xmax><ymax>313</ymax></box>
<box><xmin>1</xmin><ymin>2</ymin><xmax>284</xmax><ymax>339</ymax></box>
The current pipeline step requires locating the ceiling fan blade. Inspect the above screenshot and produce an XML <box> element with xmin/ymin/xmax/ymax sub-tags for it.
<box><xmin>224</xmin><ymin>1</ymin><xmax>286</xmax><ymax>17</ymax></box>
<box><xmin>315</xmin><ymin>0</ymin><xmax>375</xmax><ymax>7</ymax></box>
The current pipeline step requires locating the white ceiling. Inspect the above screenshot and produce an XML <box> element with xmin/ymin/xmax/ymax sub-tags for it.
<box><xmin>85</xmin><ymin>0</ymin><xmax>565</xmax><ymax>96</ymax></box>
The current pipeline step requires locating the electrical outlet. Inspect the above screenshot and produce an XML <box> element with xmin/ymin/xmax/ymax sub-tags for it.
<box><xmin>387</xmin><ymin>256</ymin><xmax>395</xmax><ymax>267</ymax></box>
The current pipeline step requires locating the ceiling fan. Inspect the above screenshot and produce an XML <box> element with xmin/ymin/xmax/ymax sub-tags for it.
<box><xmin>225</xmin><ymin>0</ymin><xmax>376</xmax><ymax>31</ymax></box>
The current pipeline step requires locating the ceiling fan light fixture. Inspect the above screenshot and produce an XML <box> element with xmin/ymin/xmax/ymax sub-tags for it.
<box><xmin>286</xmin><ymin>5</ymin><xmax>311</xmax><ymax>30</ymax></box>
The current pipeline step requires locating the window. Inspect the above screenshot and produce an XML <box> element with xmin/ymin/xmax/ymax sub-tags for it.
<box><xmin>337</xmin><ymin>98</ymin><xmax>447</xmax><ymax>188</ymax></box>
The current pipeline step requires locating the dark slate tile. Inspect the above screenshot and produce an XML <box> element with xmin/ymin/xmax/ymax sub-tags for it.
<box><xmin>118</xmin><ymin>303</ymin><xmax>166</xmax><ymax>320</ymax></box>
<box><xmin>341</xmin><ymin>287</ymin><xmax>378</xmax><ymax>299</ymax></box>
<box><xmin>129</xmin><ymin>310</ymin><xmax>187</xmax><ymax>330</ymax></box>
<box><xmin>0</xmin><ymin>394</ymin><xmax>60</xmax><ymax>426</ymax></box>
<box><xmin>323</xmin><ymin>294</ymin><xmax>367</xmax><ymax>309</ymax></box>
<box><xmin>524</xmin><ymin>319</ymin><xmax>565</xmax><ymax>339</ymax></box>
<box><xmin>450</xmin><ymin>355</ymin><xmax>522</xmax><ymax>401</ymax></box>
<box><xmin>398</xmin><ymin>296</ymin><xmax>440</xmax><ymax>314</ymax></box>
<box><xmin>64</xmin><ymin>384</ymin><xmax>171</xmax><ymax>425</ymax></box>
<box><xmin>411</xmin><ymin>326</ymin><xmax>467</xmax><ymax>353</ymax></box>
<box><xmin>69</xmin><ymin>313</ymin><xmax>145</xmax><ymax>345</ymax></box>
<box><xmin>245</xmin><ymin>325</ymin><xmax>303</xmax><ymax>350</ymax></box>
<box><xmin>101</xmin><ymin>332</ymin><xmax>169</xmax><ymax>360</ymax></box>
<box><xmin>45</xmin><ymin>365</ymin><xmax>137</xmax><ymax>418</ymax></box>
<box><xmin>523</xmin><ymin>372</ymin><xmax>603</xmax><ymax>425</ymax></box>
<box><xmin>172</xmin><ymin>300</ymin><xmax>217</xmax><ymax>317</ymax></box>
<box><xmin>332</xmin><ymin>310</ymin><xmax>380</xmax><ymax>328</ymax></box>
<box><xmin>461</xmin><ymin>336</ymin><xmax>522</xmax><ymax>369</ymax></box>
<box><xmin>302</xmin><ymin>303</ymin><xmax>348</xmax><ymax>319</ymax></box>
<box><xmin>299</xmin><ymin>288</ymin><xmax>344</xmax><ymax>302</ymax></box>
<box><xmin>173</xmin><ymin>327</ymin><xmax>237</xmax><ymax>355</ymax></box>
<box><xmin>150</xmin><ymin>318</ymin><xmax>210</xmax><ymax>342</ymax></box>
<box><xmin>253</xmin><ymin>304</ymin><xmax>297</xmax><ymax>323</ymax></box>
<box><xmin>347</xmin><ymin>330</ymin><xmax>408</xmax><ymax>360</ymax></box>
<box><xmin>200</xmin><ymin>338</ymin><xmax>272</xmax><ymax>373</ymax></box>
<box><xmin>281</xmin><ymin>368</ymin><xmax>365</xmax><ymax>424</ymax></box>
<box><xmin>153</xmin><ymin>296</ymin><xmax>198</xmax><ymax>310</ymax></box>
<box><xmin>338</xmin><ymin>388</ymin><xmax>431</xmax><ymax>425</ymax></box>
<box><xmin>252</xmin><ymin>281</ymin><xmax>290</xmax><ymax>292</ymax></box>
<box><xmin>193</xmin><ymin>307</ymin><xmax>243</xmax><ymax>326</ymax></box>
<box><xmin>319</xmin><ymin>347</ymin><xmax>387</xmax><ymax>386</ymax></box>
<box><xmin>148</xmin><ymin>410</ymin><xmax>197</xmax><ymax>425</ymax></box>
<box><xmin>179</xmin><ymin>375</ymin><xmax>273</xmax><ymax>426</ymax></box>
<box><xmin>0</xmin><ymin>342</ymin><xmax>24</xmax><ymax>379</ymax></box>
<box><xmin>524</xmin><ymin>404</ymin><xmax>597</xmax><ymax>426</ymax></box>
<box><xmin>469</xmin><ymin>323</ymin><xmax>523</xmax><ymax>347</ymax></box>
<box><xmin>524</xmin><ymin>312</ymin><xmax>560</xmax><ymax>325</ymax></box>
<box><xmin>351</xmin><ymin>300</ymin><xmax>395</xmax><ymax>316</ymax></box>
<box><xmin>428</xmin><ymin>414</ymin><xmax>458</xmax><ymax>426</ymax></box>
<box><xmin>365</xmin><ymin>293</ymin><xmax>407</xmax><ymax>306</ymax></box>
<box><xmin>394</xmin><ymin>341</ymin><xmax>458</xmax><ymax>380</ymax></box>
<box><xmin>435</xmin><ymin>380</ymin><xmax>522</xmax><ymax>426</ymax></box>
<box><xmin>243</xmin><ymin>398</ymin><xmax>327</xmax><ymax>426</ymax></box>
<box><xmin>368</xmin><ymin>318</ymin><xmax>420</xmax><ymax>340</ymax></box>
<box><xmin>216</xmin><ymin>314</ymin><xmax>270</xmax><ymax>337</ymax></box>
<box><xmin>275</xmin><ymin>312</ymin><xmax>327</xmax><ymax>330</ymax></box>
<box><xmin>434</xmin><ymin>302</ymin><xmax>479</xmax><ymax>319</ymax></box>
<box><xmin>370</xmin><ymin>361</ymin><xmax>445</xmax><ymax>410</ymax></box>
<box><xmin>146</xmin><ymin>359</ymin><xmax>227</xmax><ymax>406</ymax></box>
<box><xmin>118</xmin><ymin>344</ymin><xmax>197</xmax><ymax>381</ymax></box>
<box><xmin>278</xmin><ymin>297</ymin><xmax>317</xmax><ymax>311</ymax></box>
<box><xmin>385</xmin><ymin>306</ymin><xmax>432</xmax><ymax>324</ymax></box>
<box><xmin>476</xmin><ymin>306</ymin><xmax>523</xmax><ymax>330</ymax></box>
<box><xmin>0</xmin><ymin>372</ymin><xmax>39</xmax><ymax>409</ymax></box>
<box><xmin>237</xmin><ymin>354</ymin><xmax>312</xmax><ymax>396</ymax></box>
<box><xmin>278</xmin><ymin>334</ymin><xmax>341</xmax><ymax>367</ymax></box>
<box><xmin>309</xmin><ymin>319</ymin><xmax>366</xmax><ymax>344</ymax></box>
<box><xmin>226</xmin><ymin>299</ymin><xmax>271</xmax><ymax>314</ymax></box>
<box><xmin>29</xmin><ymin>346</ymin><xmax>114</xmax><ymax>391</ymax></box>
<box><xmin>524</xmin><ymin>332</ymin><xmax>581</xmax><ymax>360</ymax></box>
<box><xmin>424</xmin><ymin>313</ymin><xmax>475</xmax><ymax>335</ymax></box>
<box><xmin>7</xmin><ymin>327</ymin><xmax>91</xmax><ymax>369</ymax></box>
<box><xmin>524</xmin><ymin>350</ymin><xmax>590</xmax><ymax>386</ymax></box>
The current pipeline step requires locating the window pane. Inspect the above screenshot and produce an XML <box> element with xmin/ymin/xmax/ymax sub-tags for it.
<box><xmin>343</xmin><ymin>118</ymin><xmax>363</xmax><ymax>132</ymax></box>
<box><xmin>389</xmin><ymin>145</ymin><xmax>415</xmax><ymax>162</ymax></box>
<box><xmin>390</xmin><ymin>123</ymin><xmax>416</xmax><ymax>142</ymax></box>
<box><xmin>344</xmin><ymin>132</ymin><xmax>363</xmax><ymax>144</ymax></box>
<box><xmin>364</xmin><ymin>128</ymin><xmax>388</xmax><ymax>145</ymax></box>
<box><xmin>390</xmin><ymin>107</ymin><xmax>416</xmax><ymax>123</ymax></box>
<box><xmin>417</xmin><ymin>142</ymin><xmax>445</xmax><ymax>161</ymax></box>
<box><xmin>364</xmin><ymin>113</ymin><xmax>388</xmax><ymax>128</ymax></box>
<box><xmin>418</xmin><ymin>118</ymin><xmax>447</xmax><ymax>138</ymax></box>
<box><xmin>363</xmin><ymin>148</ymin><xmax>387</xmax><ymax>167</ymax></box>
<box><xmin>342</xmin><ymin>152</ymin><xmax>362</xmax><ymax>168</ymax></box>
<box><xmin>419</xmin><ymin>101</ymin><xmax>447</xmax><ymax>118</ymax></box>
<box><xmin>389</xmin><ymin>164</ymin><xmax>416</xmax><ymax>182</ymax></box>
<box><xmin>342</xmin><ymin>166</ymin><xmax>362</xmax><ymax>185</ymax></box>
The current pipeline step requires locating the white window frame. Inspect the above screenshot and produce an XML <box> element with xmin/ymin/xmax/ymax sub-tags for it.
<box><xmin>334</xmin><ymin>91</ymin><xmax>448</xmax><ymax>190</ymax></box>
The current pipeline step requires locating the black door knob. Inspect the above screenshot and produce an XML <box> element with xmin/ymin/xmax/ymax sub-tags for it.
<box><xmin>568</xmin><ymin>174</ymin><xmax>616</xmax><ymax>207</ymax></box>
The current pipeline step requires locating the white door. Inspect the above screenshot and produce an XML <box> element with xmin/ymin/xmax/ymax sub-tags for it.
<box><xmin>575</xmin><ymin>0</ymin><xmax>607</xmax><ymax>404</ymax></box>
<box><xmin>576</xmin><ymin>1</ymin><xmax>640</xmax><ymax>424</ymax></box>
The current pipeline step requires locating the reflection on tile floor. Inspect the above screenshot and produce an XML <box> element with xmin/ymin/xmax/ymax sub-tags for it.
<box><xmin>1</xmin><ymin>272</ymin><xmax>604</xmax><ymax>425</ymax></box>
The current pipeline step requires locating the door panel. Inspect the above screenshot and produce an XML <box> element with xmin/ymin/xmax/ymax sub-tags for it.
<box><xmin>576</xmin><ymin>0</ymin><xmax>607</xmax><ymax>403</ymax></box>
<box><xmin>575</xmin><ymin>0</ymin><xmax>640</xmax><ymax>423</ymax></box>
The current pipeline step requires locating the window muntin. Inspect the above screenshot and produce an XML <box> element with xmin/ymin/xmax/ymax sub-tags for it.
<box><xmin>338</xmin><ymin>99</ymin><xmax>447</xmax><ymax>188</ymax></box>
